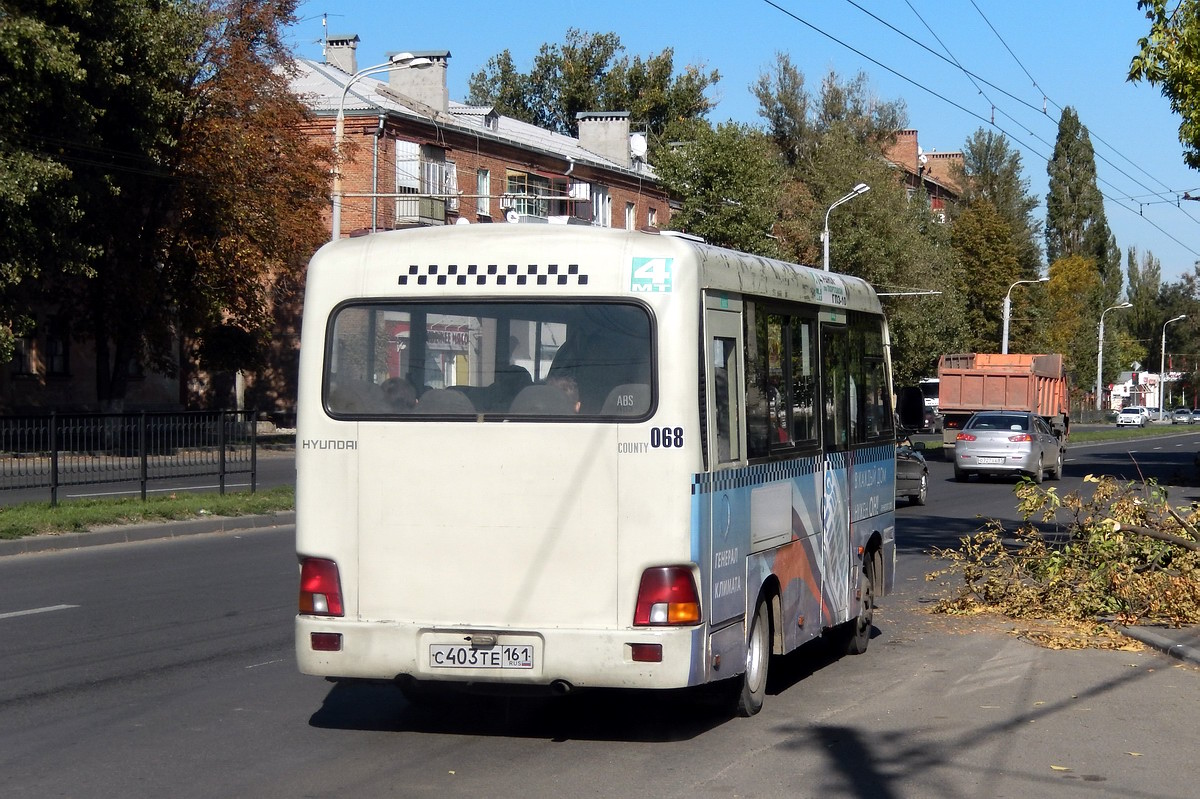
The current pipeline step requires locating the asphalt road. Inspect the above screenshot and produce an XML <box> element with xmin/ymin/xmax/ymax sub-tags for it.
<box><xmin>1</xmin><ymin>433</ymin><xmax>1197</xmax><ymax>798</ymax></box>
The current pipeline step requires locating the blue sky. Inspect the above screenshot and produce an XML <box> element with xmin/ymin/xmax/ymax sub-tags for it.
<box><xmin>290</xmin><ymin>1</ymin><xmax>1200</xmax><ymax>284</ymax></box>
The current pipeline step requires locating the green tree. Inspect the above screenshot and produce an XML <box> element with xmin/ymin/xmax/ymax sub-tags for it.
<box><xmin>5</xmin><ymin>1</ymin><xmax>330</xmax><ymax>409</ymax></box>
<box><xmin>1126</xmin><ymin>246</ymin><xmax>1162</xmax><ymax>361</ymax></box>
<box><xmin>952</xmin><ymin>129</ymin><xmax>1042</xmax><ymax>281</ymax></box>
<box><xmin>950</xmin><ymin>201</ymin><xmax>1022</xmax><ymax>352</ymax></box>
<box><xmin>653</xmin><ymin>120</ymin><xmax>783</xmax><ymax>256</ymax></box>
<box><xmin>0</xmin><ymin>2</ymin><xmax>97</xmax><ymax>361</ymax></box>
<box><xmin>751</xmin><ymin>54</ymin><xmax>961</xmax><ymax>382</ymax></box>
<box><xmin>1045</xmin><ymin>107</ymin><xmax>1121</xmax><ymax>297</ymax></box>
<box><xmin>467</xmin><ymin>28</ymin><xmax>719</xmax><ymax>142</ymax></box>
<box><xmin>1037</xmin><ymin>255</ymin><xmax>1104</xmax><ymax>391</ymax></box>
<box><xmin>752</xmin><ymin>53</ymin><xmax>905</xmax><ymax>174</ymax></box>
<box><xmin>1130</xmin><ymin>0</ymin><xmax>1200</xmax><ymax>169</ymax></box>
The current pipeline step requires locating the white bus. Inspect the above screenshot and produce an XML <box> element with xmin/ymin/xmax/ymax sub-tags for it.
<box><xmin>295</xmin><ymin>225</ymin><xmax>896</xmax><ymax>716</ymax></box>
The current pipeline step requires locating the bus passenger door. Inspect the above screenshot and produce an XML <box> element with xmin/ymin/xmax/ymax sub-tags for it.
<box><xmin>820</xmin><ymin>322</ymin><xmax>851</xmax><ymax>624</ymax></box>
<box><xmin>704</xmin><ymin>306</ymin><xmax>747</xmax><ymax>629</ymax></box>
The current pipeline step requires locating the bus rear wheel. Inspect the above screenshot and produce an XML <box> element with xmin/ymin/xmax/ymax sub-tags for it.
<box><xmin>733</xmin><ymin>600</ymin><xmax>771</xmax><ymax>717</ymax></box>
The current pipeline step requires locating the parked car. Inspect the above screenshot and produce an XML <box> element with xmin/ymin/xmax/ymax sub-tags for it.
<box><xmin>1117</xmin><ymin>406</ymin><xmax>1149</xmax><ymax>427</ymax></box>
<box><xmin>895</xmin><ymin>437</ymin><xmax>928</xmax><ymax>505</ymax></box>
<box><xmin>953</xmin><ymin>410</ymin><xmax>1064</xmax><ymax>483</ymax></box>
<box><xmin>1147</xmin><ymin>406</ymin><xmax>1162</xmax><ymax>422</ymax></box>
<box><xmin>1172</xmin><ymin>408</ymin><xmax>1194</xmax><ymax>425</ymax></box>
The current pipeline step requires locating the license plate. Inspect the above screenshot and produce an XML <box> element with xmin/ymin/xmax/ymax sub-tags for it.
<box><xmin>429</xmin><ymin>644</ymin><xmax>534</xmax><ymax>669</ymax></box>
<box><xmin>976</xmin><ymin>456</ymin><xmax>1004</xmax><ymax>465</ymax></box>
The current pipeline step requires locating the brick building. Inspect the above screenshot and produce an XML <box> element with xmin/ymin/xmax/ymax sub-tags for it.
<box><xmin>296</xmin><ymin>35</ymin><xmax>671</xmax><ymax>236</ymax></box>
<box><xmin>883</xmin><ymin>129</ymin><xmax>962</xmax><ymax>221</ymax></box>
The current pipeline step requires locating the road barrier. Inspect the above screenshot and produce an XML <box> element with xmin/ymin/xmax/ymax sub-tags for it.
<box><xmin>0</xmin><ymin>410</ymin><xmax>258</xmax><ymax>505</ymax></box>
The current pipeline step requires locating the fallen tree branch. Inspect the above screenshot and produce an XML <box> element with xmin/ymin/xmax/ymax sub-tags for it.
<box><xmin>1107</xmin><ymin>520</ymin><xmax>1200</xmax><ymax>552</ymax></box>
<box><xmin>1167</xmin><ymin>505</ymin><xmax>1200</xmax><ymax>542</ymax></box>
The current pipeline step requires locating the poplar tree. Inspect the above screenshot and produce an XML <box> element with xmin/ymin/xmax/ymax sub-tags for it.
<box><xmin>1045</xmin><ymin>107</ymin><xmax>1121</xmax><ymax>301</ymax></box>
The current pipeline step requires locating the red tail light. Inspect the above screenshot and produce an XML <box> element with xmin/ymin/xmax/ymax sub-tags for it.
<box><xmin>1008</xmin><ymin>433</ymin><xmax>1033</xmax><ymax>442</ymax></box>
<box><xmin>299</xmin><ymin>557</ymin><xmax>344</xmax><ymax>617</ymax></box>
<box><xmin>634</xmin><ymin>566</ymin><xmax>701</xmax><ymax>625</ymax></box>
<box><xmin>956</xmin><ymin>433</ymin><xmax>976</xmax><ymax>442</ymax></box>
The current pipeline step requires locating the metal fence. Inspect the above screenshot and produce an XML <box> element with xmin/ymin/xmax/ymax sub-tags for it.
<box><xmin>0</xmin><ymin>411</ymin><xmax>258</xmax><ymax>505</ymax></box>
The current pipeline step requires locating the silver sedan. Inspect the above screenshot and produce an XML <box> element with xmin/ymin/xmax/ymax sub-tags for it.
<box><xmin>953</xmin><ymin>410</ymin><xmax>1064</xmax><ymax>483</ymax></box>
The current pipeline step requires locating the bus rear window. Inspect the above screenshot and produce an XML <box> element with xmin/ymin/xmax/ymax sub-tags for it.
<box><xmin>324</xmin><ymin>301</ymin><xmax>653</xmax><ymax>420</ymax></box>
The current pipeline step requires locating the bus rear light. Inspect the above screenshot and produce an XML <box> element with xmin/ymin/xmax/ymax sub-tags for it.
<box><xmin>634</xmin><ymin>566</ymin><xmax>701</xmax><ymax>626</ymax></box>
<box><xmin>299</xmin><ymin>557</ymin><xmax>344</xmax><ymax>617</ymax></box>
<box><xmin>311</xmin><ymin>632</ymin><xmax>343</xmax><ymax>651</ymax></box>
<box><xmin>630</xmin><ymin>643</ymin><xmax>662</xmax><ymax>662</ymax></box>
<box><xmin>956</xmin><ymin>433</ymin><xmax>977</xmax><ymax>442</ymax></box>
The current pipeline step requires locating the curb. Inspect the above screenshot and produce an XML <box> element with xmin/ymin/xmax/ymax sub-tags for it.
<box><xmin>1117</xmin><ymin>624</ymin><xmax>1200</xmax><ymax>666</ymax></box>
<box><xmin>0</xmin><ymin>510</ymin><xmax>296</xmax><ymax>557</ymax></box>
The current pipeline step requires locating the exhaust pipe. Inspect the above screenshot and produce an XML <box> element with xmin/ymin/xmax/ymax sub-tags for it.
<box><xmin>550</xmin><ymin>679</ymin><xmax>574</xmax><ymax>695</ymax></box>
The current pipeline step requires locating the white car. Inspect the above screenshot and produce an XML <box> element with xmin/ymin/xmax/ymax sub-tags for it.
<box><xmin>1116</xmin><ymin>406</ymin><xmax>1149</xmax><ymax>427</ymax></box>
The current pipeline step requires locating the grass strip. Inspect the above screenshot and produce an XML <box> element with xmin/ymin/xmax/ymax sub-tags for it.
<box><xmin>0</xmin><ymin>485</ymin><xmax>294</xmax><ymax>540</ymax></box>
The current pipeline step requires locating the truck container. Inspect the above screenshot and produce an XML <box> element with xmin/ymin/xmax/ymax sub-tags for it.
<box><xmin>937</xmin><ymin>353</ymin><xmax>1069</xmax><ymax>449</ymax></box>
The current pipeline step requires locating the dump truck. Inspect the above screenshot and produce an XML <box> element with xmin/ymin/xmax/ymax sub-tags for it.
<box><xmin>937</xmin><ymin>353</ymin><xmax>1069</xmax><ymax>449</ymax></box>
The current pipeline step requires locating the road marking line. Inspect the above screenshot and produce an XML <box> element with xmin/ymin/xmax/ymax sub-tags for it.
<box><xmin>245</xmin><ymin>659</ymin><xmax>285</xmax><ymax>670</ymax></box>
<box><xmin>0</xmin><ymin>604</ymin><xmax>80</xmax><ymax>620</ymax></box>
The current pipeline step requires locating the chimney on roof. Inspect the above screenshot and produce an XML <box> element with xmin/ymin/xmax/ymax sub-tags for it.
<box><xmin>389</xmin><ymin>50</ymin><xmax>451</xmax><ymax>114</ymax></box>
<box><xmin>576</xmin><ymin>112</ymin><xmax>632</xmax><ymax>168</ymax></box>
<box><xmin>325</xmin><ymin>33</ymin><xmax>360</xmax><ymax>74</ymax></box>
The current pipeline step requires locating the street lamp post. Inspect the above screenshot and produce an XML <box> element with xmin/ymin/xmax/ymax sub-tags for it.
<box><xmin>331</xmin><ymin>53</ymin><xmax>433</xmax><ymax>242</ymax></box>
<box><xmin>822</xmin><ymin>183</ymin><xmax>870</xmax><ymax>271</ymax></box>
<box><xmin>1096</xmin><ymin>302</ymin><xmax>1132</xmax><ymax>411</ymax></box>
<box><xmin>1001</xmin><ymin>277</ymin><xmax>1049</xmax><ymax>354</ymax></box>
<box><xmin>1161</xmin><ymin>314</ymin><xmax>1187</xmax><ymax>409</ymax></box>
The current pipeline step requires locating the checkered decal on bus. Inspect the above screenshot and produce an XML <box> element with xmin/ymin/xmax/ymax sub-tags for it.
<box><xmin>691</xmin><ymin>444</ymin><xmax>893</xmax><ymax>495</ymax></box>
<box><xmin>397</xmin><ymin>263</ymin><xmax>588</xmax><ymax>287</ymax></box>
<box><xmin>692</xmin><ymin>457</ymin><xmax>820</xmax><ymax>495</ymax></box>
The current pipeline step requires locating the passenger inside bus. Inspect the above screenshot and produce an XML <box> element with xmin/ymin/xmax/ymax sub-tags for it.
<box><xmin>546</xmin><ymin>309</ymin><xmax>651</xmax><ymax>414</ymax></box>
<box><xmin>510</xmin><ymin>375</ymin><xmax>581</xmax><ymax>414</ymax></box>
<box><xmin>381</xmin><ymin>377</ymin><xmax>418</xmax><ymax>411</ymax></box>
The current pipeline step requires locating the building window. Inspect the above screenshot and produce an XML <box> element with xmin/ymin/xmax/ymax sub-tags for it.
<box><xmin>547</xmin><ymin>178</ymin><xmax>571</xmax><ymax>217</ymax></box>
<box><xmin>477</xmin><ymin>169</ymin><xmax>491</xmax><ymax>217</ymax></box>
<box><xmin>569</xmin><ymin>181</ymin><xmax>592</xmax><ymax>222</ymax></box>
<box><xmin>648</xmin><ymin>207</ymin><xmax>658</xmax><ymax>228</ymax></box>
<box><xmin>625</xmin><ymin>202</ymin><xmax>635</xmax><ymax>230</ymax></box>
<box><xmin>395</xmin><ymin>139</ymin><xmax>420</xmax><ymax>222</ymax></box>
<box><xmin>444</xmin><ymin>160</ymin><xmax>459</xmax><ymax>212</ymax></box>
<box><xmin>592</xmin><ymin>186</ymin><xmax>611</xmax><ymax>228</ymax></box>
<box><xmin>9</xmin><ymin>334</ymin><xmax>34</xmax><ymax>376</ymax></box>
<box><xmin>46</xmin><ymin>326</ymin><xmax>69</xmax><ymax>376</ymax></box>
<box><xmin>505</xmin><ymin>170</ymin><xmax>550</xmax><ymax>217</ymax></box>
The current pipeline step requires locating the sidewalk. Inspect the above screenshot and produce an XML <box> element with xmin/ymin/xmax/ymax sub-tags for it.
<box><xmin>1</xmin><ymin>509</ymin><xmax>1196</xmax><ymax>667</ymax></box>
<box><xmin>1116</xmin><ymin>623</ymin><xmax>1200</xmax><ymax>666</ymax></box>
